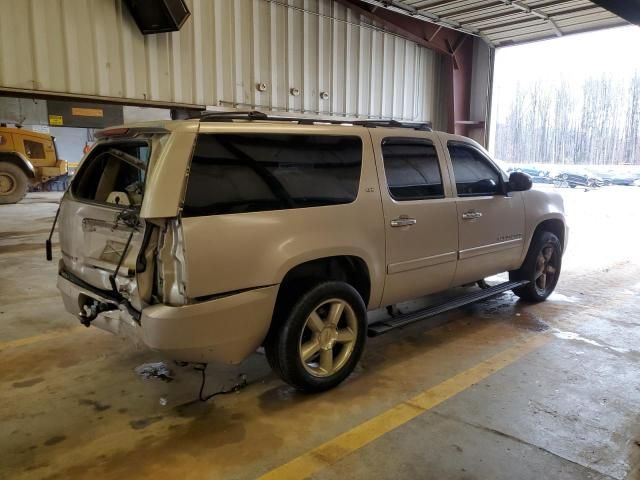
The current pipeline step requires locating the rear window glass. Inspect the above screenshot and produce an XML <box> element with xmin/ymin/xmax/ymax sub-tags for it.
<box><xmin>71</xmin><ymin>141</ymin><xmax>150</xmax><ymax>208</ymax></box>
<box><xmin>182</xmin><ymin>134</ymin><xmax>362</xmax><ymax>217</ymax></box>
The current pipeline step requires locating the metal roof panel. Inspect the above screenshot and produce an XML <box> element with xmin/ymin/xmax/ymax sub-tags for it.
<box><xmin>379</xmin><ymin>0</ymin><xmax>630</xmax><ymax>46</ymax></box>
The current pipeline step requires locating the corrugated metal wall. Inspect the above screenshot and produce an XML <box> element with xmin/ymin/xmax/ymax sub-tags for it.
<box><xmin>0</xmin><ymin>0</ymin><xmax>444</xmax><ymax>125</ymax></box>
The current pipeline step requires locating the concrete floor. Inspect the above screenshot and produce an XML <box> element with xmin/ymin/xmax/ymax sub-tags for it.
<box><xmin>1</xmin><ymin>186</ymin><xmax>640</xmax><ymax>480</ymax></box>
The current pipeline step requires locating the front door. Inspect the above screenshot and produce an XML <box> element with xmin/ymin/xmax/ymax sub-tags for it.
<box><xmin>445</xmin><ymin>141</ymin><xmax>525</xmax><ymax>286</ymax></box>
<box><xmin>371</xmin><ymin>131</ymin><xmax>459</xmax><ymax>306</ymax></box>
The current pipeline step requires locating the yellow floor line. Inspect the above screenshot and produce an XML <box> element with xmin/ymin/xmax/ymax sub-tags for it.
<box><xmin>258</xmin><ymin>334</ymin><xmax>550</xmax><ymax>480</ymax></box>
<box><xmin>0</xmin><ymin>326</ymin><xmax>85</xmax><ymax>352</ymax></box>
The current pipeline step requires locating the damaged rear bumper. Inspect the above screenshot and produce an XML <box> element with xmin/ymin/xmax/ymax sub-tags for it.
<box><xmin>57</xmin><ymin>274</ymin><xmax>278</xmax><ymax>364</ymax></box>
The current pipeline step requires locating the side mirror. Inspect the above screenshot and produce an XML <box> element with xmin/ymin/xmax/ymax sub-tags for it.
<box><xmin>508</xmin><ymin>171</ymin><xmax>532</xmax><ymax>192</ymax></box>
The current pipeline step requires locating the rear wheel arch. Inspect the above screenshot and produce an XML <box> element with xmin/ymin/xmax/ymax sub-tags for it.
<box><xmin>275</xmin><ymin>255</ymin><xmax>371</xmax><ymax>308</ymax></box>
<box><xmin>266</xmin><ymin>256</ymin><xmax>371</xmax><ymax>341</ymax></box>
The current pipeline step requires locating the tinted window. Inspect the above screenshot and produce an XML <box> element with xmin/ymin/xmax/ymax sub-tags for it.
<box><xmin>381</xmin><ymin>138</ymin><xmax>444</xmax><ymax>201</ymax></box>
<box><xmin>182</xmin><ymin>134</ymin><xmax>362</xmax><ymax>216</ymax></box>
<box><xmin>448</xmin><ymin>143</ymin><xmax>501</xmax><ymax>196</ymax></box>
<box><xmin>71</xmin><ymin>141</ymin><xmax>149</xmax><ymax>207</ymax></box>
<box><xmin>24</xmin><ymin>139</ymin><xmax>45</xmax><ymax>159</ymax></box>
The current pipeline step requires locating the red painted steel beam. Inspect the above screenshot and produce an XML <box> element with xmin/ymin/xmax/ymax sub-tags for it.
<box><xmin>337</xmin><ymin>0</ymin><xmax>479</xmax><ymax>135</ymax></box>
<box><xmin>335</xmin><ymin>0</ymin><xmax>472</xmax><ymax>57</ymax></box>
<box><xmin>451</xmin><ymin>36</ymin><xmax>475</xmax><ymax>137</ymax></box>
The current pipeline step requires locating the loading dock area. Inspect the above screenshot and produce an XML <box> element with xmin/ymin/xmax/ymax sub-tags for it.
<box><xmin>1</xmin><ymin>186</ymin><xmax>639</xmax><ymax>479</ymax></box>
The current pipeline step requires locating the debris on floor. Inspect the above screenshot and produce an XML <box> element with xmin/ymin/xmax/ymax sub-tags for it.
<box><xmin>134</xmin><ymin>362</ymin><xmax>174</xmax><ymax>382</ymax></box>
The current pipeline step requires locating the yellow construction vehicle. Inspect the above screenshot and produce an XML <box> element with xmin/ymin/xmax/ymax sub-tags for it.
<box><xmin>0</xmin><ymin>126</ymin><xmax>68</xmax><ymax>204</ymax></box>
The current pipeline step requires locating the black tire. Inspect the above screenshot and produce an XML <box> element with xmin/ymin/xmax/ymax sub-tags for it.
<box><xmin>265</xmin><ymin>281</ymin><xmax>367</xmax><ymax>393</ymax></box>
<box><xmin>0</xmin><ymin>162</ymin><xmax>29</xmax><ymax>204</ymax></box>
<box><xmin>510</xmin><ymin>231</ymin><xmax>562</xmax><ymax>302</ymax></box>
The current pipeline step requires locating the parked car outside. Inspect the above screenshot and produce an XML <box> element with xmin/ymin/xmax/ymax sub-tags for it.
<box><xmin>550</xmin><ymin>166</ymin><xmax>601</xmax><ymax>188</ymax></box>
<box><xmin>508</xmin><ymin>164</ymin><xmax>553</xmax><ymax>184</ymax></box>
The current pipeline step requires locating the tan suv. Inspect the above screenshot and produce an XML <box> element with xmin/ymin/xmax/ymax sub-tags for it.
<box><xmin>54</xmin><ymin>111</ymin><xmax>567</xmax><ymax>392</ymax></box>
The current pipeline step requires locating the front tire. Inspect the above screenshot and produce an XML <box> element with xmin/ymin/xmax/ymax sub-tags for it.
<box><xmin>265</xmin><ymin>281</ymin><xmax>367</xmax><ymax>393</ymax></box>
<box><xmin>0</xmin><ymin>162</ymin><xmax>29</xmax><ymax>204</ymax></box>
<box><xmin>510</xmin><ymin>231</ymin><xmax>562</xmax><ymax>302</ymax></box>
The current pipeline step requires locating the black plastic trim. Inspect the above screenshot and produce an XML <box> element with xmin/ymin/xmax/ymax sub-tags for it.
<box><xmin>368</xmin><ymin>280</ymin><xmax>529</xmax><ymax>337</ymax></box>
<box><xmin>199</xmin><ymin>110</ymin><xmax>432</xmax><ymax>131</ymax></box>
<box><xmin>59</xmin><ymin>267</ymin><xmax>141</xmax><ymax>322</ymax></box>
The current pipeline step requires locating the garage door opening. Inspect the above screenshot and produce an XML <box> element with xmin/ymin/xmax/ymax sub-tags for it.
<box><xmin>488</xmin><ymin>25</ymin><xmax>640</xmax><ymax>271</ymax></box>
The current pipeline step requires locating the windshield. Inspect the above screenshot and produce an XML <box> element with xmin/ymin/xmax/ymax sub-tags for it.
<box><xmin>70</xmin><ymin>140</ymin><xmax>150</xmax><ymax>208</ymax></box>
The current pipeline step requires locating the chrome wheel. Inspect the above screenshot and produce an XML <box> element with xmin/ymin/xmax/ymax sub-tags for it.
<box><xmin>299</xmin><ymin>298</ymin><xmax>358</xmax><ymax>378</ymax></box>
<box><xmin>534</xmin><ymin>244</ymin><xmax>558</xmax><ymax>295</ymax></box>
<box><xmin>0</xmin><ymin>172</ymin><xmax>16</xmax><ymax>196</ymax></box>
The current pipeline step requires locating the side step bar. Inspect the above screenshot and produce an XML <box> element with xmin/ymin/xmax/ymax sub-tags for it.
<box><xmin>368</xmin><ymin>280</ymin><xmax>529</xmax><ymax>337</ymax></box>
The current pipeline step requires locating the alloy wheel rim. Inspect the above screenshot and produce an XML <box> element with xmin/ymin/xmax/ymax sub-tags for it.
<box><xmin>299</xmin><ymin>298</ymin><xmax>358</xmax><ymax>378</ymax></box>
<box><xmin>534</xmin><ymin>243</ymin><xmax>558</xmax><ymax>295</ymax></box>
<box><xmin>0</xmin><ymin>173</ymin><xmax>16</xmax><ymax>195</ymax></box>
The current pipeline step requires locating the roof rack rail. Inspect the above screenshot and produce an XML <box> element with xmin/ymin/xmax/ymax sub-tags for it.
<box><xmin>352</xmin><ymin>119</ymin><xmax>432</xmax><ymax>131</ymax></box>
<box><xmin>199</xmin><ymin>110</ymin><xmax>432</xmax><ymax>131</ymax></box>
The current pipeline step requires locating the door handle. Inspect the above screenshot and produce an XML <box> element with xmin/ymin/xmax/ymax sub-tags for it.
<box><xmin>390</xmin><ymin>216</ymin><xmax>417</xmax><ymax>227</ymax></box>
<box><xmin>462</xmin><ymin>211</ymin><xmax>483</xmax><ymax>220</ymax></box>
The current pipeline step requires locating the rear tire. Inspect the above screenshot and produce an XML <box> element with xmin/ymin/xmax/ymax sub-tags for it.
<box><xmin>265</xmin><ymin>281</ymin><xmax>367</xmax><ymax>393</ymax></box>
<box><xmin>510</xmin><ymin>231</ymin><xmax>562</xmax><ymax>302</ymax></box>
<box><xmin>0</xmin><ymin>162</ymin><xmax>29</xmax><ymax>204</ymax></box>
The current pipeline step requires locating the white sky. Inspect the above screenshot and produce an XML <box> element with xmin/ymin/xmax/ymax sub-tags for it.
<box><xmin>489</xmin><ymin>25</ymin><xmax>640</xmax><ymax>151</ymax></box>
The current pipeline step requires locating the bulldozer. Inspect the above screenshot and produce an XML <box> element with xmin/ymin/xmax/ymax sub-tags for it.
<box><xmin>0</xmin><ymin>126</ymin><xmax>68</xmax><ymax>204</ymax></box>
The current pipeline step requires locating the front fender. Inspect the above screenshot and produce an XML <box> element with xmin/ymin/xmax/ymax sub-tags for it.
<box><xmin>519</xmin><ymin>189</ymin><xmax>566</xmax><ymax>263</ymax></box>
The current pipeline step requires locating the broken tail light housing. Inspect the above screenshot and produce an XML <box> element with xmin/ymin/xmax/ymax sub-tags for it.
<box><xmin>95</xmin><ymin>128</ymin><xmax>130</xmax><ymax>139</ymax></box>
<box><xmin>95</xmin><ymin>127</ymin><xmax>169</xmax><ymax>140</ymax></box>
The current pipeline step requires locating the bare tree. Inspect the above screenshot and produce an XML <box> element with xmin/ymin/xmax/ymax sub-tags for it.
<box><xmin>494</xmin><ymin>70</ymin><xmax>640</xmax><ymax>165</ymax></box>
<box><xmin>623</xmin><ymin>72</ymin><xmax>640</xmax><ymax>164</ymax></box>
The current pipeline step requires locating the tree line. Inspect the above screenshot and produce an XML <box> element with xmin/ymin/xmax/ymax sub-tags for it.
<box><xmin>493</xmin><ymin>72</ymin><xmax>640</xmax><ymax>165</ymax></box>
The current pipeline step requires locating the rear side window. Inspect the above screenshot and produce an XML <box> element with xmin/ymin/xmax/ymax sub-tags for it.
<box><xmin>381</xmin><ymin>138</ymin><xmax>444</xmax><ymax>201</ymax></box>
<box><xmin>71</xmin><ymin>141</ymin><xmax>150</xmax><ymax>207</ymax></box>
<box><xmin>182</xmin><ymin>134</ymin><xmax>362</xmax><ymax>217</ymax></box>
<box><xmin>448</xmin><ymin>143</ymin><xmax>501</xmax><ymax>196</ymax></box>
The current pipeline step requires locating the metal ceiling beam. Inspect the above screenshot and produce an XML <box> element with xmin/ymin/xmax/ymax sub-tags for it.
<box><xmin>335</xmin><ymin>0</ymin><xmax>486</xmax><ymax>53</ymax></box>
<box><xmin>423</xmin><ymin>2</ymin><xmax>508</xmax><ymax>20</ymax></box>
<box><xmin>459</xmin><ymin>5</ymin><xmax>596</xmax><ymax>28</ymax></box>
<box><xmin>408</xmin><ymin>0</ymin><xmax>605</xmax><ymax>43</ymax></box>
<box><xmin>337</xmin><ymin>0</ymin><xmax>483</xmax><ymax>138</ymax></box>
<box><xmin>494</xmin><ymin>0</ymin><xmax>565</xmax><ymax>35</ymax></box>
<box><xmin>473</xmin><ymin>6</ymin><xmax>601</xmax><ymax>33</ymax></box>
<box><xmin>351</xmin><ymin>0</ymin><xmax>483</xmax><ymax>37</ymax></box>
